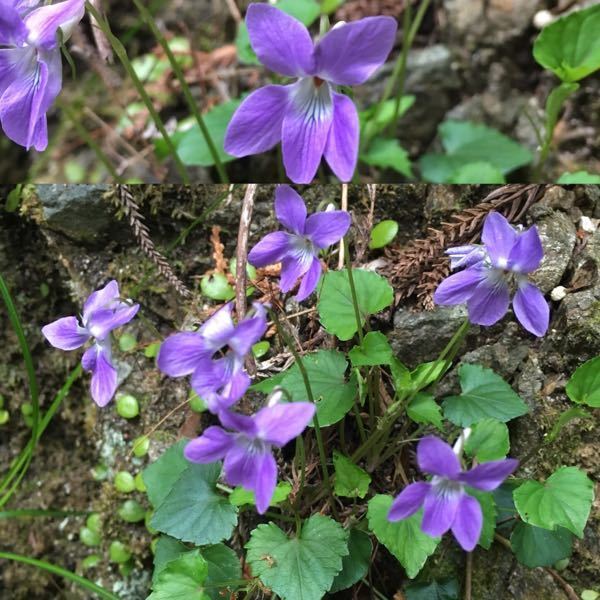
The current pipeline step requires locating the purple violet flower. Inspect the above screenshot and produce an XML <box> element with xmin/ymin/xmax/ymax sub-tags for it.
<box><xmin>248</xmin><ymin>185</ymin><xmax>351</xmax><ymax>301</ymax></box>
<box><xmin>157</xmin><ymin>302</ymin><xmax>267</xmax><ymax>414</ymax></box>
<box><xmin>0</xmin><ymin>0</ymin><xmax>85</xmax><ymax>151</ymax></box>
<box><xmin>224</xmin><ymin>4</ymin><xmax>397</xmax><ymax>183</ymax></box>
<box><xmin>185</xmin><ymin>402</ymin><xmax>315</xmax><ymax>513</ymax></box>
<box><xmin>388</xmin><ymin>435</ymin><xmax>518</xmax><ymax>551</ymax></box>
<box><xmin>41</xmin><ymin>280</ymin><xmax>139</xmax><ymax>407</ymax></box>
<box><xmin>434</xmin><ymin>212</ymin><xmax>550</xmax><ymax>337</ymax></box>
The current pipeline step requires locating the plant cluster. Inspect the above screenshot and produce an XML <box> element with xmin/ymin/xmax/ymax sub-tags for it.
<box><xmin>2</xmin><ymin>186</ymin><xmax>595</xmax><ymax>599</ymax></box>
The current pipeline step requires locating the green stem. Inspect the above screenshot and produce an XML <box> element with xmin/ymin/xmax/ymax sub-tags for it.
<box><xmin>295</xmin><ymin>435</ymin><xmax>306</xmax><ymax>508</ymax></box>
<box><xmin>131</xmin><ymin>0</ymin><xmax>228</xmax><ymax>183</ymax></box>
<box><xmin>60</xmin><ymin>102</ymin><xmax>124</xmax><ymax>183</ymax></box>
<box><xmin>0</xmin><ymin>274</ymin><xmax>39</xmax><ymax>503</ymax></box>
<box><xmin>343</xmin><ymin>238</ymin><xmax>364</xmax><ymax>344</ymax></box>
<box><xmin>85</xmin><ymin>2</ymin><xmax>190</xmax><ymax>183</ymax></box>
<box><xmin>363</xmin><ymin>0</ymin><xmax>432</xmax><ymax>150</ymax></box>
<box><xmin>0</xmin><ymin>509</ymin><xmax>89</xmax><ymax>519</ymax></box>
<box><xmin>0</xmin><ymin>552</ymin><xmax>119</xmax><ymax>599</ymax></box>
<box><xmin>352</xmin><ymin>318</ymin><xmax>470</xmax><ymax>464</ymax></box>
<box><xmin>269</xmin><ymin>309</ymin><xmax>338</xmax><ymax>519</ymax></box>
<box><xmin>0</xmin><ymin>365</ymin><xmax>82</xmax><ymax>506</ymax></box>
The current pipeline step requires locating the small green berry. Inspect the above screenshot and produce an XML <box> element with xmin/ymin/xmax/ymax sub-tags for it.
<box><xmin>79</xmin><ymin>527</ymin><xmax>101</xmax><ymax>547</ymax></box>
<box><xmin>119</xmin><ymin>333</ymin><xmax>137</xmax><ymax>352</ymax></box>
<box><xmin>91</xmin><ymin>464</ymin><xmax>109</xmax><ymax>481</ymax></box>
<box><xmin>144</xmin><ymin>342</ymin><xmax>160</xmax><ymax>358</ymax></box>
<box><xmin>109</xmin><ymin>541</ymin><xmax>131</xmax><ymax>564</ymax></box>
<box><xmin>252</xmin><ymin>341</ymin><xmax>270</xmax><ymax>358</ymax></box>
<box><xmin>114</xmin><ymin>471</ymin><xmax>135</xmax><ymax>493</ymax></box>
<box><xmin>86</xmin><ymin>513</ymin><xmax>102</xmax><ymax>535</ymax></box>
<box><xmin>0</xmin><ymin>410</ymin><xmax>9</xmax><ymax>425</ymax></box>
<box><xmin>21</xmin><ymin>402</ymin><xmax>33</xmax><ymax>417</ymax></box>
<box><xmin>82</xmin><ymin>554</ymin><xmax>101</xmax><ymax>570</ymax></box>
<box><xmin>118</xmin><ymin>499</ymin><xmax>146</xmax><ymax>523</ymax></box>
<box><xmin>144</xmin><ymin>510</ymin><xmax>157</xmax><ymax>535</ymax></box>
<box><xmin>116</xmin><ymin>394</ymin><xmax>139</xmax><ymax>419</ymax></box>
<box><xmin>554</xmin><ymin>558</ymin><xmax>570</xmax><ymax>571</ymax></box>
<box><xmin>134</xmin><ymin>472</ymin><xmax>147</xmax><ymax>493</ymax></box>
<box><xmin>189</xmin><ymin>393</ymin><xmax>206</xmax><ymax>413</ymax></box>
<box><xmin>132</xmin><ymin>435</ymin><xmax>150</xmax><ymax>457</ymax></box>
<box><xmin>119</xmin><ymin>560</ymin><xmax>134</xmax><ymax>577</ymax></box>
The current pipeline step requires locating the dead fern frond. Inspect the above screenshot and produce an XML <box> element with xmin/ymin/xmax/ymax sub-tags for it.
<box><xmin>381</xmin><ymin>184</ymin><xmax>547</xmax><ymax>308</ymax></box>
<box><xmin>113</xmin><ymin>185</ymin><xmax>193</xmax><ymax>299</ymax></box>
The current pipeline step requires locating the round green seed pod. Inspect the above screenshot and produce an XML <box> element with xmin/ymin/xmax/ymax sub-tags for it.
<box><xmin>82</xmin><ymin>554</ymin><xmax>101</xmax><ymax>570</ymax></box>
<box><xmin>118</xmin><ymin>500</ymin><xmax>146</xmax><ymax>523</ymax></box>
<box><xmin>109</xmin><ymin>541</ymin><xmax>131</xmax><ymax>563</ymax></box>
<box><xmin>134</xmin><ymin>472</ymin><xmax>147</xmax><ymax>493</ymax></box>
<box><xmin>0</xmin><ymin>410</ymin><xmax>9</xmax><ymax>425</ymax></box>
<box><xmin>116</xmin><ymin>394</ymin><xmax>139</xmax><ymax>419</ymax></box>
<box><xmin>79</xmin><ymin>527</ymin><xmax>101</xmax><ymax>547</ymax></box>
<box><xmin>132</xmin><ymin>435</ymin><xmax>150</xmax><ymax>457</ymax></box>
<box><xmin>86</xmin><ymin>513</ymin><xmax>102</xmax><ymax>534</ymax></box>
<box><xmin>114</xmin><ymin>471</ymin><xmax>135</xmax><ymax>493</ymax></box>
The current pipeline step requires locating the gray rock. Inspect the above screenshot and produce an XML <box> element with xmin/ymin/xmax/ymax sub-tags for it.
<box><xmin>530</xmin><ymin>210</ymin><xmax>577</xmax><ymax>293</ymax></box>
<box><xmin>556</xmin><ymin>288</ymin><xmax>600</xmax><ymax>359</ymax></box>
<box><xmin>390</xmin><ymin>304</ymin><xmax>470</xmax><ymax>366</ymax></box>
<box><xmin>442</xmin><ymin>0</ymin><xmax>542</xmax><ymax>46</ymax></box>
<box><xmin>36</xmin><ymin>184</ymin><xmax>119</xmax><ymax>243</ymax></box>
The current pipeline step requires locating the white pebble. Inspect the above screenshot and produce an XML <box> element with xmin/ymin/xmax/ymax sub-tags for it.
<box><xmin>551</xmin><ymin>286</ymin><xmax>568</xmax><ymax>301</ymax></box>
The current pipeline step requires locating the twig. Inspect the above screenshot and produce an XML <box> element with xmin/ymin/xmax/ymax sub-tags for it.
<box><xmin>87</xmin><ymin>0</ymin><xmax>113</xmax><ymax>63</ymax></box>
<box><xmin>113</xmin><ymin>186</ymin><xmax>193</xmax><ymax>299</ymax></box>
<box><xmin>464</xmin><ymin>552</ymin><xmax>473</xmax><ymax>600</ymax></box>
<box><xmin>224</xmin><ymin>0</ymin><xmax>243</xmax><ymax>23</ymax></box>
<box><xmin>236</xmin><ymin>184</ymin><xmax>257</xmax><ymax>375</ymax></box>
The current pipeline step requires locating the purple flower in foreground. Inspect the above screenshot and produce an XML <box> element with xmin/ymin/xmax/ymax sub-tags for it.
<box><xmin>0</xmin><ymin>0</ymin><xmax>85</xmax><ymax>150</ymax></box>
<box><xmin>224</xmin><ymin>4</ymin><xmax>397</xmax><ymax>183</ymax></box>
<box><xmin>248</xmin><ymin>185</ymin><xmax>351</xmax><ymax>301</ymax></box>
<box><xmin>157</xmin><ymin>302</ymin><xmax>267</xmax><ymax>413</ymax></box>
<box><xmin>42</xmin><ymin>280</ymin><xmax>139</xmax><ymax>407</ymax></box>
<box><xmin>388</xmin><ymin>436</ymin><xmax>518</xmax><ymax>551</ymax></box>
<box><xmin>434</xmin><ymin>212</ymin><xmax>550</xmax><ymax>337</ymax></box>
<box><xmin>185</xmin><ymin>402</ymin><xmax>315</xmax><ymax>513</ymax></box>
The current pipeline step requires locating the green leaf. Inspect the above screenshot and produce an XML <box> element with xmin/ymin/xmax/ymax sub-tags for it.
<box><xmin>175</xmin><ymin>99</ymin><xmax>242</xmax><ymax>167</ymax></box>
<box><xmin>448</xmin><ymin>162</ymin><xmax>505</xmax><ymax>184</ymax></box>
<box><xmin>544</xmin><ymin>82</ymin><xmax>579</xmax><ymax>140</ymax></box>
<box><xmin>546</xmin><ymin>406</ymin><xmax>592</xmax><ymax>443</ymax></box>
<box><xmin>361</xmin><ymin>137</ymin><xmax>413</xmax><ymax>178</ymax></box>
<box><xmin>118</xmin><ymin>333</ymin><xmax>137</xmax><ymax>352</ymax></box>
<box><xmin>202</xmin><ymin>544</ymin><xmax>242</xmax><ymax>600</ymax></box>
<box><xmin>405</xmin><ymin>578</ymin><xmax>459</xmax><ymax>600</ymax></box>
<box><xmin>407</xmin><ymin>393</ymin><xmax>443</xmax><ymax>430</ymax></box>
<box><xmin>250</xmin><ymin>371</ymin><xmax>286</xmax><ymax>394</ymax></box>
<box><xmin>467</xmin><ymin>489</ymin><xmax>497</xmax><ymax>550</ymax></box>
<box><xmin>513</xmin><ymin>466</ymin><xmax>594</xmax><ymax>538</ymax></box>
<box><xmin>318</xmin><ymin>269</ymin><xmax>393</xmax><ymax>341</ymax></box>
<box><xmin>330</xmin><ymin>529</ymin><xmax>372</xmax><ymax>593</ymax></box>
<box><xmin>229</xmin><ymin>482</ymin><xmax>291</xmax><ymax>507</ymax></box>
<box><xmin>246</xmin><ymin>515</ymin><xmax>348</xmax><ymax>600</ymax></box>
<box><xmin>148</xmin><ymin>550</ymin><xmax>210</xmax><ymax>600</ymax></box>
<box><xmin>566</xmin><ymin>356</ymin><xmax>600</xmax><ymax>407</ymax></box>
<box><xmin>464</xmin><ymin>419</ymin><xmax>510</xmax><ymax>461</ymax></box>
<box><xmin>390</xmin><ymin>358</ymin><xmax>411</xmax><ymax>391</ymax></box>
<box><xmin>153</xmin><ymin>536</ymin><xmax>189</xmax><ymax>582</ymax></box>
<box><xmin>360</xmin><ymin>97</ymin><xmax>416</xmax><ymax>139</ymax></box>
<box><xmin>151</xmin><ymin>462</ymin><xmax>238</xmax><ymax>545</ymax></box>
<box><xmin>411</xmin><ymin>360</ymin><xmax>451</xmax><ymax>392</ymax></box>
<box><xmin>510</xmin><ymin>522</ymin><xmax>573</xmax><ymax>568</ymax></box>
<box><xmin>348</xmin><ymin>331</ymin><xmax>394</xmax><ymax>367</ymax></box>
<box><xmin>557</xmin><ymin>170</ymin><xmax>600</xmax><ymax>184</ymax></box>
<box><xmin>419</xmin><ymin>121</ymin><xmax>532</xmax><ymax>183</ymax></box>
<box><xmin>143</xmin><ymin>441</ymin><xmax>189</xmax><ymax>508</ymax></box>
<box><xmin>367</xmin><ymin>495</ymin><xmax>438</xmax><ymax>579</ymax></box>
<box><xmin>369</xmin><ymin>220</ymin><xmax>399</xmax><ymax>249</ymax></box>
<box><xmin>533</xmin><ymin>4</ymin><xmax>600</xmax><ymax>82</ymax></box>
<box><xmin>321</xmin><ymin>0</ymin><xmax>345</xmax><ymax>15</ymax></box>
<box><xmin>280</xmin><ymin>350</ymin><xmax>357</xmax><ymax>426</ymax></box>
<box><xmin>442</xmin><ymin>364</ymin><xmax>528</xmax><ymax>426</ymax></box>
<box><xmin>333</xmin><ymin>451</ymin><xmax>371</xmax><ymax>498</ymax></box>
